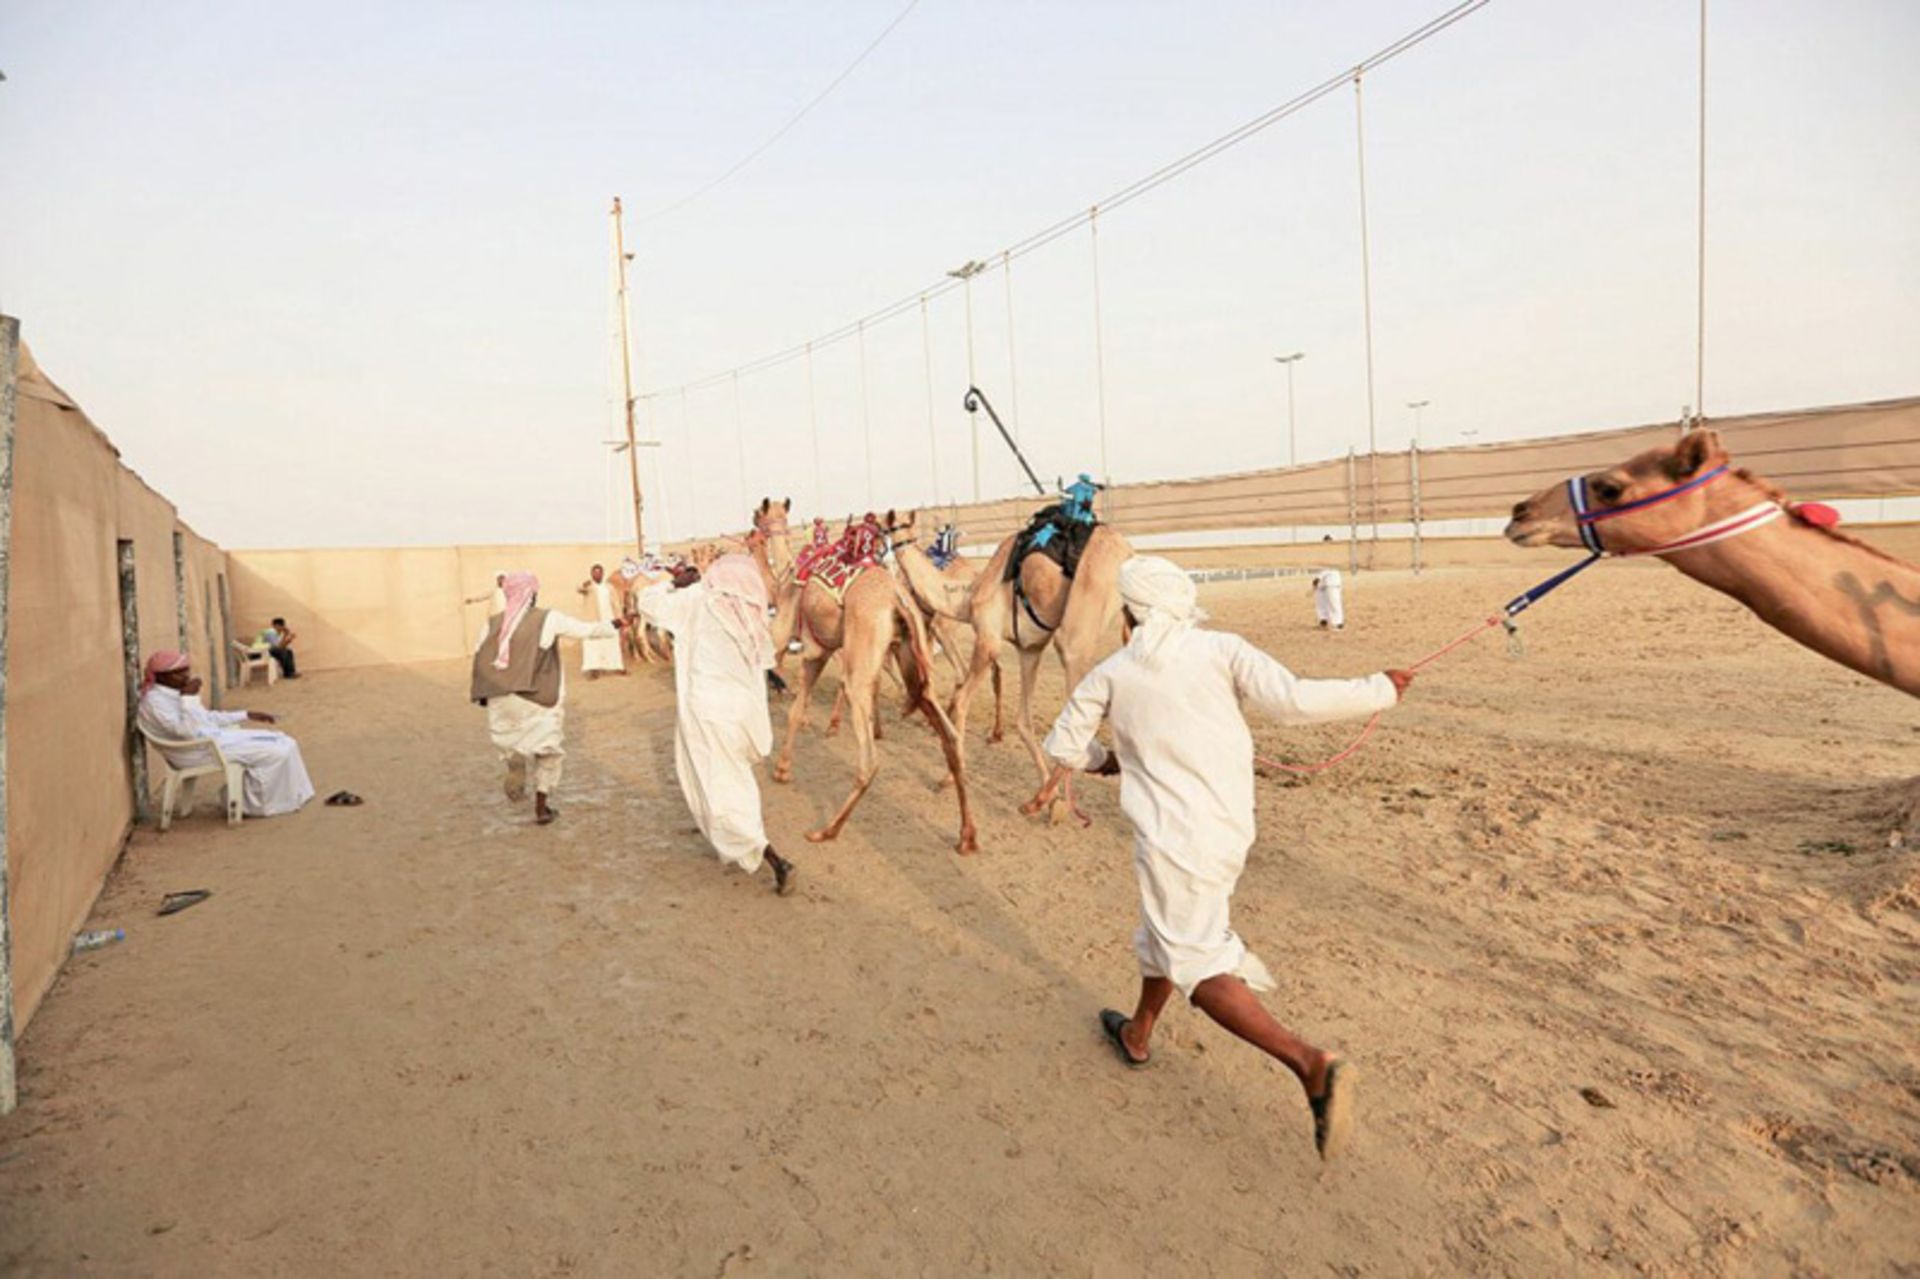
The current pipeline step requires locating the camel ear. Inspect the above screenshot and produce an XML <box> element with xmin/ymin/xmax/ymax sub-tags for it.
<box><xmin>1666</xmin><ymin>429</ymin><xmax>1726</xmax><ymax>480</ymax></box>
<box><xmin>782</xmin><ymin>497</ymin><xmax>791</xmax><ymax>512</ymax></box>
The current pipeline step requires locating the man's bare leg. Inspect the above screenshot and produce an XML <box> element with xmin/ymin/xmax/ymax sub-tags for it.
<box><xmin>1115</xmin><ymin>976</ymin><xmax>1174</xmax><ymax>1063</ymax></box>
<box><xmin>1189</xmin><ymin>974</ymin><xmax>1331</xmax><ymax>1098</ymax></box>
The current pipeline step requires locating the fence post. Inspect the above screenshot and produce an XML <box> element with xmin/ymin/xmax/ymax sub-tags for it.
<box><xmin>0</xmin><ymin>314</ymin><xmax>20</xmax><ymax>1113</ymax></box>
<box><xmin>1411</xmin><ymin>442</ymin><xmax>1423</xmax><ymax>575</ymax></box>
<box><xmin>118</xmin><ymin>541</ymin><xmax>151</xmax><ymax>825</ymax></box>
<box><xmin>1345</xmin><ymin>447</ymin><xmax>1360</xmax><ymax>577</ymax></box>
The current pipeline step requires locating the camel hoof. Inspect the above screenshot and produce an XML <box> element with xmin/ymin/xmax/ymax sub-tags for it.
<box><xmin>956</xmin><ymin>831</ymin><xmax>979</xmax><ymax>856</ymax></box>
<box><xmin>1019</xmin><ymin>797</ymin><xmax>1046</xmax><ymax>819</ymax></box>
<box><xmin>988</xmin><ymin>731</ymin><xmax>1005</xmax><ymax>745</ymax></box>
<box><xmin>772</xmin><ymin>767</ymin><xmax>793</xmax><ymax>785</ymax></box>
<box><xmin>1047</xmin><ymin>797</ymin><xmax>1071</xmax><ymax>827</ymax></box>
<box><xmin>804</xmin><ymin>828</ymin><xmax>836</xmax><ymax>844</ymax></box>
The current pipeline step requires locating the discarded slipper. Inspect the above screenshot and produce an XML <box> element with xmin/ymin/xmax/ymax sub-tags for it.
<box><xmin>1310</xmin><ymin>1058</ymin><xmax>1358</xmax><ymax>1162</ymax></box>
<box><xmin>158</xmin><ymin>890</ymin><xmax>212</xmax><ymax>917</ymax></box>
<box><xmin>325</xmin><ymin>791</ymin><xmax>364</xmax><ymax>807</ymax></box>
<box><xmin>1098</xmin><ymin>1009</ymin><xmax>1151</xmax><ymax>1070</ymax></box>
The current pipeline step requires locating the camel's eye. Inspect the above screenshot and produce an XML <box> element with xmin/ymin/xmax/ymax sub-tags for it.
<box><xmin>1590</xmin><ymin>476</ymin><xmax>1626</xmax><ymax>504</ymax></box>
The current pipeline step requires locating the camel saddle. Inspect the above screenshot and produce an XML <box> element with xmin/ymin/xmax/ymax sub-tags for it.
<box><xmin>1004</xmin><ymin>503</ymin><xmax>1098</xmax><ymax>583</ymax></box>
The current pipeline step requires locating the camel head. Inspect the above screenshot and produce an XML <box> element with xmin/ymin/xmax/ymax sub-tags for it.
<box><xmin>1505</xmin><ymin>429</ymin><xmax>1730</xmax><ymax>553</ymax></box>
<box><xmin>890</xmin><ymin>509</ymin><xmax>927</xmax><ymax>548</ymax></box>
<box><xmin>753</xmin><ymin>497</ymin><xmax>792</xmax><ymax>538</ymax></box>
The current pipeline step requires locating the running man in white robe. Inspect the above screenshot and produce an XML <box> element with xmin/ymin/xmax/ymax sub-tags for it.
<box><xmin>1042</xmin><ymin>556</ymin><xmax>1412</xmax><ymax>1160</ymax></box>
<box><xmin>137</xmin><ymin>650</ymin><xmax>316</xmax><ymax>817</ymax></box>
<box><xmin>578</xmin><ymin>564</ymin><xmax>627</xmax><ymax>677</ymax></box>
<box><xmin>471</xmin><ymin>571</ymin><xmax>621</xmax><ymax>825</ymax></box>
<box><xmin>1312</xmin><ymin>567</ymin><xmax>1345</xmax><ymax>630</ymax></box>
<box><xmin>638</xmin><ymin>554</ymin><xmax>796</xmax><ymax>895</ymax></box>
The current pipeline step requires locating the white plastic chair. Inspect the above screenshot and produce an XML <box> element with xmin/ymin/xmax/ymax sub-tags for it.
<box><xmin>137</xmin><ymin>723</ymin><xmax>244</xmax><ymax>830</ymax></box>
<box><xmin>233</xmin><ymin>640</ymin><xmax>277</xmax><ymax>688</ymax></box>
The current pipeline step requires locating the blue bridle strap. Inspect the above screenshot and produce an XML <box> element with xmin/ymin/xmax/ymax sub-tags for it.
<box><xmin>1567</xmin><ymin>476</ymin><xmax>1607</xmax><ymax>554</ymax></box>
<box><xmin>1503</xmin><ymin>552</ymin><xmax>1602</xmax><ymax>619</ymax></box>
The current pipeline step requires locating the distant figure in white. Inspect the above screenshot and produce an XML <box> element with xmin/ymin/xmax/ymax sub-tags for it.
<box><xmin>638</xmin><ymin>554</ymin><xmax>797</xmax><ymax>896</ymax></box>
<box><xmin>464</xmin><ymin>570</ymin><xmax>508</xmax><ymax>615</ymax></box>
<box><xmin>1042</xmin><ymin>556</ymin><xmax>1412</xmax><ymax>1160</ymax></box>
<box><xmin>578</xmin><ymin>563</ymin><xmax>627</xmax><ymax>677</ymax></box>
<box><xmin>1312</xmin><ymin>567</ymin><xmax>1345</xmax><ymax>630</ymax></box>
<box><xmin>138</xmin><ymin>649</ymin><xmax>315</xmax><ymax>816</ymax></box>
<box><xmin>471</xmin><ymin>570</ymin><xmax>622</xmax><ymax>826</ymax></box>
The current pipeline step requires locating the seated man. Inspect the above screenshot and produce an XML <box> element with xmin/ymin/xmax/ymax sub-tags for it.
<box><xmin>137</xmin><ymin>650</ymin><xmax>316</xmax><ymax>817</ymax></box>
<box><xmin>258</xmin><ymin>616</ymin><xmax>299</xmax><ymax>678</ymax></box>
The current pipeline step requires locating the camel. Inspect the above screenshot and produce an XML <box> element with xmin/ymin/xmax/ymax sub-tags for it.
<box><xmin>1508</xmin><ymin>427</ymin><xmax>1920</xmax><ymax>839</ymax></box>
<box><xmin>889</xmin><ymin>511</ymin><xmax>1004</xmax><ymax>740</ymax></box>
<box><xmin>766</xmin><ymin>511</ymin><xmax>978</xmax><ymax>853</ymax></box>
<box><xmin>1505</xmin><ymin>427</ymin><xmax>1920</xmax><ymax>699</ymax></box>
<box><xmin>945</xmin><ymin>515</ymin><xmax>1133</xmax><ymax>807</ymax></box>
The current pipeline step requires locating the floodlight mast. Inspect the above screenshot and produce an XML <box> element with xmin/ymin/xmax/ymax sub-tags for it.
<box><xmin>612</xmin><ymin>197</ymin><xmax>646</xmax><ymax>556</ymax></box>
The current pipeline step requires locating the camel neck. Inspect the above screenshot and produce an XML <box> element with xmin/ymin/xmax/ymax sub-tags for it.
<box><xmin>1664</xmin><ymin>516</ymin><xmax>1920</xmax><ymax>696</ymax></box>
<box><xmin>897</xmin><ymin>544</ymin><xmax>971</xmax><ymax>622</ymax></box>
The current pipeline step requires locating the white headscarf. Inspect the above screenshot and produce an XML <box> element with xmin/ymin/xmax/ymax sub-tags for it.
<box><xmin>1118</xmin><ymin>556</ymin><xmax>1206</xmax><ymax>670</ymax></box>
<box><xmin>703</xmin><ymin>553</ymin><xmax>775</xmax><ymax>671</ymax></box>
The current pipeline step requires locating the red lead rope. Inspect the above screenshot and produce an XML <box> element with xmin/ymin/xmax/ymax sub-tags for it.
<box><xmin>1254</xmin><ymin>612</ymin><xmax>1506</xmax><ymax>776</ymax></box>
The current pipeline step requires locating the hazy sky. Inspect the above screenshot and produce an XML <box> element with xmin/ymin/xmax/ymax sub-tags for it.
<box><xmin>2</xmin><ymin>1</ymin><xmax>1914</xmax><ymax>549</ymax></box>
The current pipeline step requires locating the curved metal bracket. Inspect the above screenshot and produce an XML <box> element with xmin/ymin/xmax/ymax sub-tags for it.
<box><xmin>962</xmin><ymin>386</ymin><xmax>1047</xmax><ymax>497</ymax></box>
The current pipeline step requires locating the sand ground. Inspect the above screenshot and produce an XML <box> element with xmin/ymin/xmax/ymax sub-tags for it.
<box><xmin>2</xmin><ymin>561</ymin><xmax>1917</xmax><ymax>1276</ymax></box>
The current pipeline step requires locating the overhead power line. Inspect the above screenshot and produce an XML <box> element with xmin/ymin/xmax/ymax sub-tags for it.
<box><xmin>643</xmin><ymin>0</ymin><xmax>1491</xmax><ymax>401</ymax></box>
<box><xmin>637</xmin><ymin>0</ymin><xmax>926</xmax><ymax>226</ymax></box>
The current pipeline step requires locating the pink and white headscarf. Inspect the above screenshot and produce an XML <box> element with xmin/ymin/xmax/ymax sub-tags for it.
<box><xmin>143</xmin><ymin>649</ymin><xmax>191</xmax><ymax>691</ymax></box>
<box><xmin>702</xmin><ymin>554</ymin><xmax>774</xmax><ymax>670</ymax></box>
<box><xmin>492</xmin><ymin>571</ymin><xmax>539</xmax><ymax>669</ymax></box>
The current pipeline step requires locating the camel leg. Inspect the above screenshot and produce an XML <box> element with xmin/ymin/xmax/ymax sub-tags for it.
<box><xmin>1013</xmin><ymin>643</ymin><xmax>1050</xmax><ymax>785</ymax></box>
<box><xmin>826</xmin><ymin>683</ymin><xmax>847</xmax><ymax>737</ymax></box>
<box><xmin>773</xmin><ymin>655</ymin><xmax>826</xmax><ymax>784</ymax></box>
<box><xmin>808</xmin><ymin>660</ymin><xmax>880</xmax><ymax>843</ymax></box>
<box><xmin>988</xmin><ymin>658</ymin><xmax>1005</xmax><ymax>743</ymax></box>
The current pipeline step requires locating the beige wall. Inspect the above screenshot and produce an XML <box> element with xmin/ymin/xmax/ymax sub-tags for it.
<box><xmin>229</xmin><ymin>543</ymin><xmax>635</xmax><ymax>672</ymax></box>
<box><xmin>4</xmin><ymin>344</ymin><xmax>232</xmax><ymax>1034</ymax></box>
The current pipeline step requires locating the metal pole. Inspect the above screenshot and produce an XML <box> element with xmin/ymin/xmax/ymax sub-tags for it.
<box><xmin>1353</xmin><ymin>73</ymin><xmax>1380</xmax><ymax>560</ymax></box>
<box><xmin>612</xmin><ymin>198</ymin><xmax>647</xmax><ymax>555</ymax></box>
<box><xmin>679</xmin><ymin>386</ymin><xmax>694</xmax><ymax>540</ymax></box>
<box><xmin>1345</xmin><ymin>447</ymin><xmax>1360</xmax><ymax>577</ymax></box>
<box><xmin>1410</xmin><ymin>441</ymin><xmax>1423</xmax><ymax>575</ymax></box>
<box><xmin>1287</xmin><ymin>360</ymin><xmax>1298</xmax><ymax>468</ymax></box>
<box><xmin>1694</xmin><ymin>0</ymin><xmax>1708</xmax><ymax>424</ymax></box>
<box><xmin>858</xmin><ymin>320</ymin><xmax>873</xmax><ymax>510</ymax></box>
<box><xmin>1090</xmin><ymin>206</ymin><xmax>1112</xmax><ymax>494</ymax></box>
<box><xmin>731</xmin><ymin>370</ymin><xmax>748</xmax><ymax>517</ymax></box>
<box><xmin>0</xmin><ymin>314</ymin><xmax>18</xmax><ymax>1113</ymax></box>
<box><xmin>1002</xmin><ymin>250</ymin><xmax>1020</xmax><ymax>441</ymax></box>
<box><xmin>964</xmin><ymin>278</ymin><xmax>979</xmax><ymax>501</ymax></box>
<box><xmin>172</xmin><ymin>531</ymin><xmax>187</xmax><ymax>652</ymax></box>
<box><xmin>920</xmin><ymin>295</ymin><xmax>939</xmax><ymax>506</ymax></box>
<box><xmin>805</xmin><ymin>341</ymin><xmax>823</xmax><ymax>515</ymax></box>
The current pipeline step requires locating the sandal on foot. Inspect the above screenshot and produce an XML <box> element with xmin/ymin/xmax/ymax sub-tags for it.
<box><xmin>1098</xmin><ymin>1009</ymin><xmax>1151</xmax><ymax>1070</ymax></box>
<box><xmin>767</xmin><ymin>849</ymin><xmax>797</xmax><ymax>897</ymax></box>
<box><xmin>536</xmin><ymin>806</ymin><xmax>559</xmax><ymax>826</ymax></box>
<box><xmin>1310</xmin><ymin>1059</ymin><xmax>1358</xmax><ymax>1162</ymax></box>
<box><xmin>325</xmin><ymin>791</ymin><xmax>364</xmax><ymax>807</ymax></box>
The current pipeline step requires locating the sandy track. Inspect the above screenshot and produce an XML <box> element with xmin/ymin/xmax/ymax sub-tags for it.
<box><xmin>3</xmin><ymin>561</ymin><xmax>1917</xmax><ymax>1275</ymax></box>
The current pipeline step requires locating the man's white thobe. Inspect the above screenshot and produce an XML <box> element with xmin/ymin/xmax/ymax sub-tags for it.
<box><xmin>1313</xmin><ymin>569</ymin><xmax>1345</xmax><ymax>628</ymax></box>
<box><xmin>137</xmin><ymin>685</ymin><xmax>316</xmax><ymax>817</ymax></box>
<box><xmin>581</xmin><ymin>581</ymin><xmax>625</xmax><ymax>672</ymax></box>
<box><xmin>477</xmin><ymin>611</ymin><xmax>617</xmax><ymax>793</ymax></box>
<box><xmin>1045</xmin><ymin>627</ymin><xmax>1395</xmax><ymax>997</ymax></box>
<box><xmin>638</xmin><ymin>580</ymin><xmax>774</xmax><ymax>874</ymax></box>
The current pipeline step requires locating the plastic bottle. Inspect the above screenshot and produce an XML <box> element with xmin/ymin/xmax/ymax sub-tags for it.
<box><xmin>72</xmin><ymin>928</ymin><xmax>126</xmax><ymax>953</ymax></box>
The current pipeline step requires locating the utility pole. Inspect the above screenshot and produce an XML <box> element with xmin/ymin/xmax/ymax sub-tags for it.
<box><xmin>1274</xmin><ymin>352</ymin><xmax>1305</xmax><ymax>467</ymax></box>
<box><xmin>948</xmin><ymin>259</ymin><xmax>986</xmax><ymax>501</ymax></box>
<box><xmin>611</xmin><ymin>197</ymin><xmax>646</xmax><ymax>556</ymax></box>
